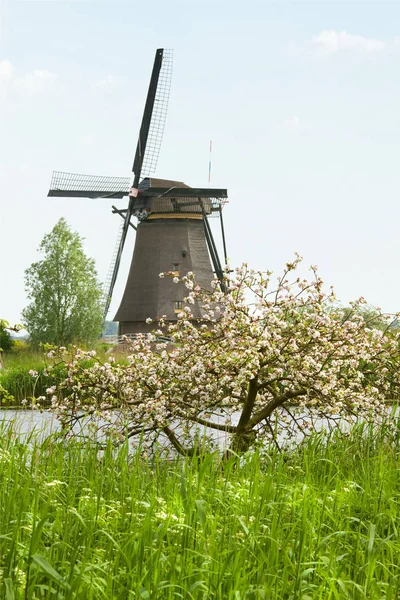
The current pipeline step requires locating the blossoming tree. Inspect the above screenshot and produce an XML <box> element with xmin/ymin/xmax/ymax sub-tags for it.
<box><xmin>50</xmin><ymin>256</ymin><xmax>400</xmax><ymax>455</ymax></box>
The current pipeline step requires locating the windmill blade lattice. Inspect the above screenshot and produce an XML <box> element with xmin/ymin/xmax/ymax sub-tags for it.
<box><xmin>138</xmin><ymin>49</ymin><xmax>173</xmax><ymax>180</ymax></box>
<box><xmin>48</xmin><ymin>171</ymin><xmax>131</xmax><ymax>198</ymax></box>
<box><xmin>103</xmin><ymin>220</ymin><xmax>125</xmax><ymax>318</ymax></box>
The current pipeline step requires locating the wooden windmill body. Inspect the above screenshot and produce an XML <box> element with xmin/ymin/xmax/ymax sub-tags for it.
<box><xmin>48</xmin><ymin>50</ymin><xmax>228</xmax><ymax>334</ymax></box>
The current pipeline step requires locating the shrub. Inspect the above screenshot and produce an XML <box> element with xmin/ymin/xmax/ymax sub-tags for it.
<box><xmin>0</xmin><ymin>327</ymin><xmax>13</xmax><ymax>353</ymax></box>
<box><xmin>0</xmin><ymin>363</ymin><xmax>67</xmax><ymax>406</ymax></box>
<box><xmin>10</xmin><ymin>339</ymin><xmax>30</xmax><ymax>355</ymax></box>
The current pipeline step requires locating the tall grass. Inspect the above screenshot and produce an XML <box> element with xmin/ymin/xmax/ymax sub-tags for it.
<box><xmin>0</xmin><ymin>363</ymin><xmax>66</xmax><ymax>406</ymax></box>
<box><xmin>0</xmin><ymin>422</ymin><xmax>399</xmax><ymax>599</ymax></box>
<box><xmin>0</xmin><ymin>347</ymin><xmax>125</xmax><ymax>406</ymax></box>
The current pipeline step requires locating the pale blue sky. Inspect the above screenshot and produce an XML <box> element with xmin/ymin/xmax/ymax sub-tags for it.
<box><xmin>1</xmin><ymin>0</ymin><xmax>400</xmax><ymax>324</ymax></box>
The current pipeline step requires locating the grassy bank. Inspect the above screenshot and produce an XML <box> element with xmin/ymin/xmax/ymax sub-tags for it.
<box><xmin>0</xmin><ymin>346</ymin><xmax>121</xmax><ymax>406</ymax></box>
<box><xmin>0</xmin><ymin>423</ymin><xmax>399</xmax><ymax>599</ymax></box>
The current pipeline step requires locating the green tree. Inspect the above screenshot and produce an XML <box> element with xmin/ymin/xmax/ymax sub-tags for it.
<box><xmin>0</xmin><ymin>320</ymin><xmax>21</xmax><ymax>353</ymax></box>
<box><xmin>0</xmin><ymin>326</ymin><xmax>13</xmax><ymax>353</ymax></box>
<box><xmin>22</xmin><ymin>218</ymin><xmax>104</xmax><ymax>347</ymax></box>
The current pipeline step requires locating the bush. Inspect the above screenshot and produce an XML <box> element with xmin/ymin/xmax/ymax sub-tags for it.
<box><xmin>0</xmin><ymin>327</ymin><xmax>13</xmax><ymax>353</ymax></box>
<box><xmin>0</xmin><ymin>364</ymin><xmax>67</xmax><ymax>406</ymax></box>
<box><xmin>10</xmin><ymin>339</ymin><xmax>30</xmax><ymax>353</ymax></box>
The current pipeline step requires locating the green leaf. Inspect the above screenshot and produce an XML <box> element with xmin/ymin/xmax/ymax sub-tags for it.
<box><xmin>195</xmin><ymin>499</ymin><xmax>207</xmax><ymax>526</ymax></box>
<box><xmin>300</xmin><ymin>567</ymin><xmax>315</xmax><ymax>579</ymax></box>
<box><xmin>180</xmin><ymin>467</ymin><xmax>187</xmax><ymax>502</ymax></box>
<box><xmin>4</xmin><ymin>579</ymin><xmax>15</xmax><ymax>600</ymax></box>
<box><xmin>368</xmin><ymin>523</ymin><xmax>376</xmax><ymax>555</ymax></box>
<box><xmin>237</xmin><ymin>517</ymin><xmax>249</xmax><ymax>536</ymax></box>
<box><xmin>31</xmin><ymin>554</ymin><xmax>70</xmax><ymax>590</ymax></box>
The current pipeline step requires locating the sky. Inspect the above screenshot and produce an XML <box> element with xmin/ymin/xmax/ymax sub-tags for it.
<box><xmin>1</xmin><ymin>0</ymin><xmax>400</xmax><ymax>325</ymax></box>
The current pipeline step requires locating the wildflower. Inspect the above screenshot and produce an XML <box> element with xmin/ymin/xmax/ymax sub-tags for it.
<box><xmin>45</xmin><ymin>480</ymin><xmax>67</xmax><ymax>487</ymax></box>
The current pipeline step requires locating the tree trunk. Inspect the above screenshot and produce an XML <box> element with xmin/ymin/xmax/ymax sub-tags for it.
<box><xmin>229</xmin><ymin>427</ymin><xmax>256</xmax><ymax>454</ymax></box>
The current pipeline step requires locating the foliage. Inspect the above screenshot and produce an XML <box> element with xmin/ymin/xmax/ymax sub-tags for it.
<box><xmin>0</xmin><ymin>320</ymin><xmax>23</xmax><ymax>354</ymax></box>
<box><xmin>9</xmin><ymin>339</ymin><xmax>31</xmax><ymax>355</ymax></box>
<box><xmin>0</xmin><ymin>361</ymin><xmax>66</xmax><ymax>406</ymax></box>
<box><xmin>0</xmin><ymin>422</ymin><xmax>399</xmax><ymax>598</ymax></box>
<box><xmin>335</xmin><ymin>303</ymin><xmax>395</xmax><ymax>332</ymax></box>
<box><xmin>0</xmin><ymin>327</ymin><xmax>13</xmax><ymax>353</ymax></box>
<box><xmin>0</xmin><ymin>320</ymin><xmax>23</xmax><ymax>332</ymax></box>
<box><xmin>50</xmin><ymin>256</ymin><xmax>400</xmax><ymax>455</ymax></box>
<box><xmin>22</xmin><ymin>218</ymin><xmax>104</xmax><ymax>347</ymax></box>
<box><xmin>0</xmin><ymin>346</ymin><xmax>126</xmax><ymax>406</ymax></box>
<box><xmin>0</xmin><ymin>383</ymin><xmax>14</xmax><ymax>404</ymax></box>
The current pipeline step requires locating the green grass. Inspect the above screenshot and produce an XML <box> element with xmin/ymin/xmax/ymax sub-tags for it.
<box><xmin>0</xmin><ymin>363</ymin><xmax>65</xmax><ymax>406</ymax></box>
<box><xmin>0</xmin><ymin>347</ymin><xmax>125</xmax><ymax>406</ymax></box>
<box><xmin>0</xmin><ymin>422</ymin><xmax>399</xmax><ymax>599</ymax></box>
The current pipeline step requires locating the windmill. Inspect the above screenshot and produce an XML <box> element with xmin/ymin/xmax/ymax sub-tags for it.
<box><xmin>48</xmin><ymin>49</ymin><xmax>228</xmax><ymax>335</ymax></box>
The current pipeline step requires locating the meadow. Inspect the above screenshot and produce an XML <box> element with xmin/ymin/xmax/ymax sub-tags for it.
<box><xmin>0</xmin><ymin>421</ymin><xmax>399</xmax><ymax>599</ymax></box>
<box><xmin>0</xmin><ymin>346</ymin><xmax>111</xmax><ymax>407</ymax></box>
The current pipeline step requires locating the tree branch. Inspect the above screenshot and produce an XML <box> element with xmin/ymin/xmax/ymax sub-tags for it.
<box><xmin>237</xmin><ymin>376</ymin><xmax>258</xmax><ymax>431</ymax></box>
<box><xmin>162</xmin><ymin>425</ymin><xmax>195</xmax><ymax>457</ymax></box>
<box><xmin>185</xmin><ymin>414</ymin><xmax>238</xmax><ymax>433</ymax></box>
<box><xmin>248</xmin><ymin>389</ymin><xmax>306</xmax><ymax>427</ymax></box>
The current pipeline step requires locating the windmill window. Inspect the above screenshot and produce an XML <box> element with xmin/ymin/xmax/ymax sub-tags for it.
<box><xmin>172</xmin><ymin>263</ymin><xmax>180</xmax><ymax>275</ymax></box>
<box><xmin>174</xmin><ymin>301</ymin><xmax>183</xmax><ymax>312</ymax></box>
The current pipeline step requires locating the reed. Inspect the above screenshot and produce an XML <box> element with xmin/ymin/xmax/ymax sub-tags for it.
<box><xmin>0</xmin><ymin>422</ymin><xmax>399</xmax><ymax>598</ymax></box>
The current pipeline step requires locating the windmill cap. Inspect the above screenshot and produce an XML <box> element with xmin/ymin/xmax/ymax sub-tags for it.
<box><xmin>139</xmin><ymin>177</ymin><xmax>191</xmax><ymax>191</ymax></box>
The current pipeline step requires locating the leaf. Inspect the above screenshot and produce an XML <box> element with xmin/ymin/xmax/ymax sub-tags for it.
<box><xmin>4</xmin><ymin>579</ymin><xmax>15</xmax><ymax>600</ymax></box>
<box><xmin>300</xmin><ymin>567</ymin><xmax>315</xmax><ymax>579</ymax></box>
<box><xmin>237</xmin><ymin>517</ymin><xmax>249</xmax><ymax>536</ymax></box>
<box><xmin>195</xmin><ymin>499</ymin><xmax>207</xmax><ymax>526</ymax></box>
<box><xmin>335</xmin><ymin>553</ymin><xmax>349</xmax><ymax>562</ymax></box>
<box><xmin>30</xmin><ymin>517</ymin><xmax>47</xmax><ymax>554</ymax></box>
<box><xmin>31</xmin><ymin>554</ymin><xmax>70</xmax><ymax>590</ymax></box>
<box><xmin>180</xmin><ymin>467</ymin><xmax>187</xmax><ymax>502</ymax></box>
<box><xmin>368</xmin><ymin>523</ymin><xmax>376</xmax><ymax>555</ymax></box>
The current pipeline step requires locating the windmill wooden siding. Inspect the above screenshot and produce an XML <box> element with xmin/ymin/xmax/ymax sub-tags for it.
<box><xmin>114</xmin><ymin>219</ymin><xmax>215</xmax><ymax>335</ymax></box>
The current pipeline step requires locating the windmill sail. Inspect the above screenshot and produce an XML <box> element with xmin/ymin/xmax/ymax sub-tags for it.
<box><xmin>139</xmin><ymin>49</ymin><xmax>173</xmax><ymax>180</ymax></box>
<box><xmin>106</xmin><ymin>49</ymin><xmax>174</xmax><ymax>316</ymax></box>
<box><xmin>48</xmin><ymin>171</ymin><xmax>130</xmax><ymax>198</ymax></box>
<box><xmin>102</xmin><ymin>220</ymin><xmax>125</xmax><ymax>318</ymax></box>
<box><xmin>132</xmin><ymin>49</ymin><xmax>173</xmax><ymax>187</ymax></box>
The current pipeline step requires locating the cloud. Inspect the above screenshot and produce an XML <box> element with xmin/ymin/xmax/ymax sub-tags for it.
<box><xmin>0</xmin><ymin>59</ymin><xmax>15</xmax><ymax>81</ymax></box>
<box><xmin>284</xmin><ymin>115</ymin><xmax>301</xmax><ymax>131</ymax></box>
<box><xmin>0</xmin><ymin>59</ymin><xmax>56</xmax><ymax>96</ymax></box>
<box><xmin>17</xmin><ymin>69</ymin><xmax>56</xmax><ymax>93</ymax></box>
<box><xmin>79</xmin><ymin>134</ymin><xmax>97</xmax><ymax>146</ymax></box>
<box><xmin>93</xmin><ymin>74</ymin><xmax>125</xmax><ymax>88</ymax></box>
<box><xmin>313</xmin><ymin>30</ymin><xmax>386</xmax><ymax>54</ymax></box>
